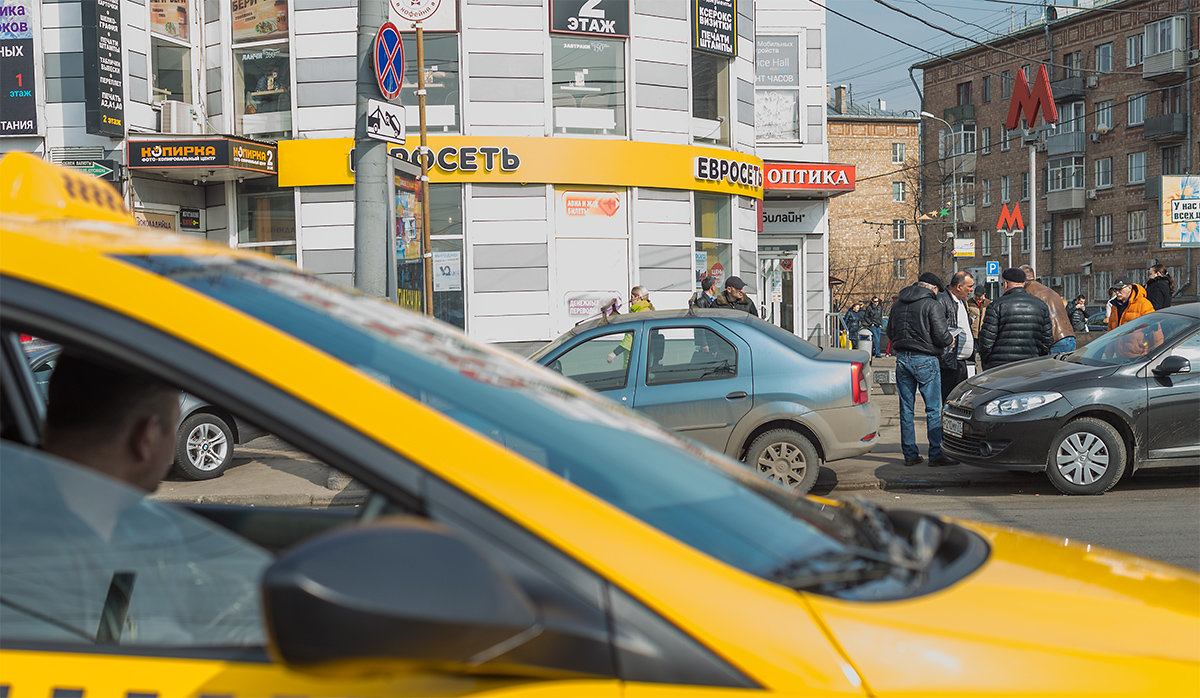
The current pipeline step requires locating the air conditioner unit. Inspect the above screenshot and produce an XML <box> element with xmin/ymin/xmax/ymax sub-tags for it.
<box><xmin>1085</xmin><ymin>75</ymin><xmax>1098</xmax><ymax>88</ymax></box>
<box><xmin>1190</xmin><ymin>49</ymin><xmax>1200</xmax><ymax>61</ymax></box>
<box><xmin>1086</xmin><ymin>189</ymin><xmax>1098</xmax><ymax>199</ymax></box>
<box><xmin>1089</xmin><ymin>132</ymin><xmax>1101</xmax><ymax>143</ymax></box>
<box><xmin>160</xmin><ymin>100</ymin><xmax>199</xmax><ymax>135</ymax></box>
<box><xmin>1050</xmin><ymin>276</ymin><xmax>1063</xmax><ymax>286</ymax></box>
<box><xmin>1035</xmin><ymin>142</ymin><xmax>1047</xmax><ymax>152</ymax></box>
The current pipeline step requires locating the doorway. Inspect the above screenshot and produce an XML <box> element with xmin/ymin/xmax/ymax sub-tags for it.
<box><xmin>758</xmin><ymin>245</ymin><xmax>801</xmax><ymax>335</ymax></box>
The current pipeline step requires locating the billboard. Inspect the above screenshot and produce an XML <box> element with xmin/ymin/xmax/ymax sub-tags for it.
<box><xmin>1160</xmin><ymin>175</ymin><xmax>1200</xmax><ymax>248</ymax></box>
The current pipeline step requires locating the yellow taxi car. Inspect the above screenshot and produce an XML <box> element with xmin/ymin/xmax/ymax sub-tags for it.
<box><xmin>1</xmin><ymin>152</ymin><xmax>1198</xmax><ymax>697</ymax></box>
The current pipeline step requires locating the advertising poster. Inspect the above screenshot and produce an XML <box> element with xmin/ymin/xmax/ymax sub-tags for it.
<box><xmin>432</xmin><ymin>251</ymin><xmax>461</xmax><ymax>292</ymax></box>
<box><xmin>0</xmin><ymin>0</ymin><xmax>37</xmax><ymax>135</ymax></box>
<box><xmin>149</xmin><ymin>0</ymin><xmax>188</xmax><ymax>40</ymax></box>
<box><xmin>556</xmin><ymin>188</ymin><xmax>625</xmax><ymax>238</ymax></box>
<box><xmin>953</xmin><ymin>238</ymin><xmax>976</xmax><ymax>258</ymax></box>
<box><xmin>1160</xmin><ymin>175</ymin><xmax>1200</xmax><ymax>248</ymax></box>
<box><xmin>755</xmin><ymin>36</ymin><xmax>797</xmax><ymax>86</ymax></box>
<box><xmin>82</xmin><ymin>0</ymin><xmax>124</xmax><ymax>137</ymax></box>
<box><xmin>232</xmin><ymin>0</ymin><xmax>288</xmax><ymax>43</ymax></box>
<box><xmin>692</xmin><ymin>0</ymin><xmax>735</xmax><ymax>57</ymax></box>
<box><xmin>695</xmin><ymin>251</ymin><xmax>708</xmax><ymax>287</ymax></box>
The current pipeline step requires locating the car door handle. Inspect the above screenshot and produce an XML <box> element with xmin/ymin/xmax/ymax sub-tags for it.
<box><xmin>725</xmin><ymin>391</ymin><xmax>748</xmax><ymax>400</ymax></box>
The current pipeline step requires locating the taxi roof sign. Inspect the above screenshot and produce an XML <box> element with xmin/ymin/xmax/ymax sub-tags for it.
<box><xmin>0</xmin><ymin>152</ymin><xmax>133</xmax><ymax>224</ymax></box>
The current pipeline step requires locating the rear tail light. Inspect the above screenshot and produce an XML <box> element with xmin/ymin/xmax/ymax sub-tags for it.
<box><xmin>851</xmin><ymin>362</ymin><xmax>869</xmax><ymax>405</ymax></box>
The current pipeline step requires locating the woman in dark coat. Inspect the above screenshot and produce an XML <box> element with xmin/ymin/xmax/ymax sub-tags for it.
<box><xmin>1146</xmin><ymin>264</ymin><xmax>1174</xmax><ymax>310</ymax></box>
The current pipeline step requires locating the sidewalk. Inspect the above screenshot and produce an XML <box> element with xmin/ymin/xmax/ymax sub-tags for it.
<box><xmin>153</xmin><ymin>355</ymin><xmax>1016</xmax><ymax>507</ymax></box>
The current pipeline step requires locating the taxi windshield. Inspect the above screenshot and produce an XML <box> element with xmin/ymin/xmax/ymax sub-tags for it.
<box><xmin>122</xmin><ymin>254</ymin><xmax>855</xmax><ymax>580</ymax></box>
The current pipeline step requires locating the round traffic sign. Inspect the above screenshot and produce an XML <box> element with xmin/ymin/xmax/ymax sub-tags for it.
<box><xmin>373</xmin><ymin>22</ymin><xmax>404</xmax><ymax>101</ymax></box>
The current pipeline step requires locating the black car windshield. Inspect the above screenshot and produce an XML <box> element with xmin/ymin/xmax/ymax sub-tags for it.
<box><xmin>121</xmin><ymin>255</ymin><xmax>853</xmax><ymax>581</ymax></box>
<box><xmin>1074</xmin><ymin>313</ymin><xmax>1195</xmax><ymax>366</ymax></box>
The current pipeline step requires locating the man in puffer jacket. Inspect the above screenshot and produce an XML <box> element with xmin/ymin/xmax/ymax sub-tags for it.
<box><xmin>886</xmin><ymin>273</ymin><xmax>954</xmax><ymax>467</ymax></box>
<box><xmin>978</xmin><ymin>267</ymin><xmax>1053</xmax><ymax>370</ymax></box>
<box><xmin>1107</xmin><ymin>277</ymin><xmax>1156</xmax><ymax>330</ymax></box>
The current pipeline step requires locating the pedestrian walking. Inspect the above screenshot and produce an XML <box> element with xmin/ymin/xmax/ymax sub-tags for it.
<box><xmin>715</xmin><ymin>276</ymin><xmax>758</xmax><ymax>316</ymax></box>
<box><xmin>1068</xmin><ymin>295</ymin><xmax>1089</xmax><ymax>333</ymax></box>
<box><xmin>978</xmin><ymin>268</ymin><xmax>1053</xmax><ymax>370</ymax></box>
<box><xmin>1107</xmin><ymin>276</ymin><xmax>1156</xmax><ymax>329</ymax></box>
<box><xmin>690</xmin><ymin>276</ymin><xmax>719</xmax><ymax>309</ymax></box>
<box><xmin>936</xmin><ymin>271</ymin><xmax>975</xmax><ymax>402</ymax></box>
<box><xmin>1146</xmin><ymin>264</ymin><xmax>1174</xmax><ymax>310</ymax></box>
<box><xmin>886</xmin><ymin>272</ymin><xmax>954</xmax><ymax>467</ymax></box>
<box><xmin>843</xmin><ymin>301</ymin><xmax>865</xmax><ymax>348</ymax></box>
<box><xmin>863</xmin><ymin>296</ymin><xmax>885</xmax><ymax>357</ymax></box>
<box><xmin>1020</xmin><ymin>265</ymin><xmax>1076</xmax><ymax>353</ymax></box>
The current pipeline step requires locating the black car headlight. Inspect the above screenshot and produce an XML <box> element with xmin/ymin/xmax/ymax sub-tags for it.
<box><xmin>983</xmin><ymin>391</ymin><xmax>1064</xmax><ymax>416</ymax></box>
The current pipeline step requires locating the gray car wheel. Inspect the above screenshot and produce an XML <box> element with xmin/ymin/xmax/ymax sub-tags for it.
<box><xmin>174</xmin><ymin>412</ymin><xmax>234</xmax><ymax>480</ymax></box>
<box><xmin>745</xmin><ymin>429</ymin><xmax>820</xmax><ymax>495</ymax></box>
<box><xmin>1045</xmin><ymin>417</ymin><xmax>1126</xmax><ymax>495</ymax></box>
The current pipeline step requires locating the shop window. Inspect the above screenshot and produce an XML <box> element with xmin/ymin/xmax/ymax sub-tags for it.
<box><xmin>151</xmin><ymin>38</ymin><xmax>191</xmax><ymax>105</ymax></box>
<box><xmin>695</xmin><ymin>193</ymin><xmax>731</xmax><ymax>284</ymax></box>
<box><xmin>233</xmin><ymin>45</ymin><xmax>291</xmax><ymax>139</ymax></box>
<box><xmin>692</xmin><ymin>51</ymin><xmax>729</xmax><ymax>146</ymax></box>
<box><xmin>237</xmin><ymin>177</ymin><xmax>296</xmax><ymax>261</ymax></box>
<box><xmin>430</xmin><ymin>184</ymin><xmax>465</xmax><ymax>329</ymax></box>
<box><xmin>551</xmin><ymin>37</ymin><xmax>626</xmax><ymax>136</ymax></box>
<box><xmin>401</xmin><ymin>34</ymin><xmax>460</xmax><ymax>133</ymax></box>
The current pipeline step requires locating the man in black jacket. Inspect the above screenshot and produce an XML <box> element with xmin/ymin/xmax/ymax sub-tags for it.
<box><xmin>863</xmin><ymin>296</ymin><xmax>885</xmax><ymax>357</ymax></box>
<box><xmin>978</xmin><ymin>267</ymin><xmax>1053</xmax><ymax>370</ymax></box>
<box><xmin>886</xmin><ymin>273</ymin><xmax>954</xmax><ymax>467</ymax></box>
<box><xmin>690</xmin><ymin>276</ymin><xmax>719</xmax><ymax>309</ymax></box>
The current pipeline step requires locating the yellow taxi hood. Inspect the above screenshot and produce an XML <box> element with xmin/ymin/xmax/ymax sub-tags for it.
<box><xmin>807</xmin><ymin>521</ymin><xmax>1200</xmax><ymax>696</ymax></box>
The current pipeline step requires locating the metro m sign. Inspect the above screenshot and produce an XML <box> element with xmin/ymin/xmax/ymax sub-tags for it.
<box><xmin>1005</xmin><ymin>64</ymin><xmax>1058</xmax><ymax>131</ymax></box>
<box><xmin>996</xmin><ymin>202</ymin><xmax>1024</xmax><ymax>233</ymax></box>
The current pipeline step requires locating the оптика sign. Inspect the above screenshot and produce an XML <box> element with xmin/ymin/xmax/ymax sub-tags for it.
<box><xmin>82</xmin><ymin>0</ymin><xmax>124</xmax><ymax>137</ymax></box>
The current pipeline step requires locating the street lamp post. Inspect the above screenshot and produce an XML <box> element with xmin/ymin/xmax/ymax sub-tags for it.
<box><xmin>921</xmin><ymin>111</ymin><xmax>958</xmax><ymax>274</ymax></box>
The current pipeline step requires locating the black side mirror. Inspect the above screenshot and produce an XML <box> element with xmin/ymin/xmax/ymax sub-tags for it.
<box><xmin>263</xmin><ymin>516</ymin><xmax>539</xmax><ymax>675</ymax></box>
<box><xmin>1152</xmin><ymin>355</ymin><xmax>1191</xmax><ymax>376</ymax></box>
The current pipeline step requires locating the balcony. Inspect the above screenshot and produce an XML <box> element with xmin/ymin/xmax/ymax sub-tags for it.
<box><xmin>948</xmin><ymin>152</ymin><xmax>976</xmax><ymax>174</ymax></box>
<box><xmin>943</xmin><ymin>104</ymin><xmax>975</xmax><ymax>123</ymax></box>
<box><xmin>1048</xmin><ymin>188</ymin><xmax>1086</xmax><ymax>213</ymax></box>
<box><xmin>1051</xmin><ymin>76</ymin><xmax>1086</xmax><ymax>101</ymax></box>
<box><xmin>1142</xmin><ymin>113</ymin><xmax>1187</xmax><ymax>141</ymax></box>
<box><xmin>1046</xmin><ymin>130</ymin><xmax>1086</xmax><ymax>156</ymax></box>
<box><xmin>1143</xmin><ymin>49</ymin><xmax>1187</xmax><ymax>82</ymax></box>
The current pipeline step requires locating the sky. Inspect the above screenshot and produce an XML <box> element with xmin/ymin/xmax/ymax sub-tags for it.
<box><xmin>826</xmin><ymin>0</ymin><xmax>1056</xmax><ymax>113</ymax></box>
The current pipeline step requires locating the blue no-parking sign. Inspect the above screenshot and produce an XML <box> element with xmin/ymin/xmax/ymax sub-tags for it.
<box><xmin>374</xmin><ymin>22</ymin><xmax>404</xmax><ymax>101</ymax></box>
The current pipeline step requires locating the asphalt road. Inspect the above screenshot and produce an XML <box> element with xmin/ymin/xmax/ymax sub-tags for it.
<box><xmin>841</xmin><ymin>467</ymin><xmax>1200</xmax><ymax>572</ymax></box>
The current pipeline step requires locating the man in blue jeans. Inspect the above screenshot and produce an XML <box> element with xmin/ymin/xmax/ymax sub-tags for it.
<box><xmin>886</xmin><ymin>273</ymin><xmax>954</xmax><ymax>467</ymax></box>
<box><xmin>863</xmin><ymin>296</ymin><xmax>885</xmax><ymax>357</ymax></box>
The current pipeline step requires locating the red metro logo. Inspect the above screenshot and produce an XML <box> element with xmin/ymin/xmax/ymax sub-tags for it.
<box><xmin>1005</xmin><ymin>64</ymin><xmax>1058</xmax><ymax>131</ymax></box>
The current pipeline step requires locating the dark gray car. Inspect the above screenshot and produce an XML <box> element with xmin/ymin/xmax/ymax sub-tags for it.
<box><xmin>532</xmin><ymin>309</ymin><xmax>880</xmax><ymax>494</ymax></box>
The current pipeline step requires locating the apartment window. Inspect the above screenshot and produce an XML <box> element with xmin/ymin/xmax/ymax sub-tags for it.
<box><xmin>151</xmin><ymin>38</ymin><xmax>192</xmax><ymax>105</ymax></box>
<box><xmin>1128</xmin><ymin>209</ymin><xmax>1147</xmax><ymax>242</ymax></box>
<box><xmin>1093</xmin><ymin>270</ymin><xmax>1113</xmax><ymax>302</ymax></box>
<box><xmin>1096</xmin><ymin>43</ymin><xmax>1113</xmax><ymax>73</ymax></box>
<box><xmin>552</xmin><ymin>37</ymin><xmax>626</xmax><ymax>136</ymax></box>
<box><xmin>695</xmin><ymin>193</ymin><xmax>732</xmax><ymax>283</ymax></box>
<box><xmin>1000</xmin><ymin>175</ymin><xmax>1011</xmax><ymax>203</ymax></box>
<box><xmin>1127</xmin><ymin>34</ymin><xmax>1144</xmax><ymax>66</ymax></box>
<box><xmin>1128</xmin><ymin>94</ymin><xmax>1145</xmax><ymax>126</ymax></box>
<box><xmin>980</xmin><ymin>229</ymin><xmax>991</xmax><ymax>256</ymax></box>
<box><xmin>981</xmin><ymin>179</ymin><xmax>991</xmax><ymax>207</ymax></box>
<box><xmin>1095</xmin><ymin>157</ymin><xmax>1112</xmax><ymax>189</ymax></box>
<box><xmin>1162</xmin><ymin>85</ymin><xmax>1183</xmax><ymax>115</ymax></box>
<box><xmin>1095</xmin><ymin>214</ymin><xmax>1112</xmax><ymax>246</ymax></box>
<box><xmin>1039</xmin><ymin>222</ymin><xmax>1051</xmax><ymax>251</ymax></box>
<box><xmin>1047</xmin><ymin>159</ymin><xmax>1083</xmax><ymax>193</ymax></box>
<box><xmin>892</xmin><ymin>142</ymin><xmax>906</xmax><ymax>164</ymax></box>
<box><xmin>893</xmin><ymin>219</ymin><xmax>906</xmax><ymax>241</ymax></box>
<box><xmin>1001</xmin><ymin>128</ymin><xmax>1011</xmax><ymax>152</ymax></box>
<box><xmin>1095</xmin><ymin>100</ymin><xmax>1113</xmax><ymax>132</ymax></box>
<box><xmin>958</xmin><ymin>175</ymin><xmax>976</xmax><ymax>207</ymax></box>
<box><xmin>1146</xmin><ymin>16</ymin><xmax>1184</xmax><ymax>56</ymax></box>
<box><xmin>1001</xmin><ymin>70</ymin><xmax>1012</xmax><ymax>98</ymax></box>
<box><xmin>1021</xmin><ymin>172</ymin><xmax>1030</xmax><ymax>201</ymax></box>
<box><xmin>755</xmin><ymin>35</ymin><xmax>801</xmax><ymax>142</ymax></box>
<box><xmin>952</xmin><ymin>122</ymin><xmax>976</xmax><ymax>155</ymax></box>
<box><xmin>894</xmin><ymin>259</ymin><xmax>906</xmax><ymax>280</ymax></box>
<box><xmin>401</xmin><ymin>35</ymin><xmax>461</xmax><ymax>134</ymax></box>
<box><xmin>1021</xmin><ymin>228</ymin><xmax>1031</xmax><ymax>252</ymax></box>
<box><xmin>956</xmin><ymin>81</ymin><xmax>972</xmax><ymax>105</ymax></box>
<box><xmin>1022</xmin><ymin>64</ymin><xmax>1034</xmax><ymax>81</ymax></box>
<box><xmin>1060</xmin><ymin>101</ymin><xmax>1085</xmax><ymax>133</ymax></box>
<box><xmin>1063</xmin><ymin>218</ymin><xmax>1081</xmax><ymax>248</ymax></box>
<box><xmin>1128</xmin><ymin>151</ymin><xmax>1146</xmax><ymax>183</ymax></box>
<box><xmin>1063</xmin><ymin>51</ymin><xmax>1082</xmax><ymax>78</ymax></box>
<box><xmin>892</xmin><ymin>181</ymin><xmax>906</xmax><ymax>202</ymax></box>
<box><xmin>693</xmin><ymin>51</ymin><xmax>730</xmax><ymax>145</ymax></box>
<box><xmin>1000</xmin><ymin>232</ymin><xmax>1010</xmax><ymax>256</ymax></box>
<box><xmin>980</xmin><ymin>126</ymin><xmax>991</xmax><ymax>155</ymax></box>
<box><xmin>1063</xmin><ymin>273</ymin><xmax>1081</xmax><ymax>301</ymax></box>
<box><xmin>1162</xmin><ymin>145</ymin><xmax>1183</xmax><ymax>175</ymax></box>
<box><xmin>982</xmin><ymin>75</ymin><xmax>991</xmax><ymax>102</ymax></box>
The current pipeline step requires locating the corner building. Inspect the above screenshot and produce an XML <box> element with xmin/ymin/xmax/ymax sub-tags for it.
<box><xmin>3</xmin><ymin>0</ymin><xmax>841</xmax><ymax>350</ymax></box>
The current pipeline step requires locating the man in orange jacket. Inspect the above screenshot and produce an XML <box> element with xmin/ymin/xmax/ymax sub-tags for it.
<box><xmin>1107</xmin><ymin>276</ymin><xmax>1155</xmax><ymax>330</ymax></box>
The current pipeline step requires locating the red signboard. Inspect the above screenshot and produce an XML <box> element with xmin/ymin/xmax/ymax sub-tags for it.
<box><xmin>1005</xmin><ymin>64</ymin><xmax>1058</xmax><ymax>131</ymax></box>
<box><xmin>762</xmin><ymin>163</ymin><xmax>855</xmax><ymax>191</ymax></box>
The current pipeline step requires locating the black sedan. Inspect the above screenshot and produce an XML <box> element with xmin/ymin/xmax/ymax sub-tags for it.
<box><xmin>943</xmin><ymin>304</ymin><xmax>1200</xmax><ymax>494</ymax></box>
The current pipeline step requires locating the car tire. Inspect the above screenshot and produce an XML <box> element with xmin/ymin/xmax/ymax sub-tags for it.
<box><xmin>1045</xmin><ymin>417</ymin><xmax>1126</xmax><ymax>495</ymax></box>
<box><xmin>745</xmin><ymin>429</ymin><xmax>821</xmax><ymax>495</ymax></box>
<box><xmin>174</xmin><ymin>412</ymin><xmax>234</xmax><ymax>480</ymax></box>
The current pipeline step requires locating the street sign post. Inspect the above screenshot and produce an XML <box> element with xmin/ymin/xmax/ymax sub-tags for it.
<box><xmin>986</xmin><ymin>260</ymin><xmax>1000</xmax><ymax>283</ymax></box>
<box><xmin>373</xmin><ymin>22</ymin><xmax>404</xmax><ymax>100</ymax></box>
<box><xmin>366</xmin><ymin>99</ymin><xmax>406</xmax><ymax>144</ymax></box>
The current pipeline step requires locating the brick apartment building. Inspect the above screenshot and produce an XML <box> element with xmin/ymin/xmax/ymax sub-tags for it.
<box><xmin>827</xmin><ymin>87</ymin><xmax>922</xmax><ymax>309</ymax></box>
<box><xmin>914</xmin><ymin>0</ymin><xmax>1197</xmax><ymax>304</ymax></box>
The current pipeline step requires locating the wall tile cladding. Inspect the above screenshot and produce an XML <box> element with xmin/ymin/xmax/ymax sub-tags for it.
<box><xmin>827</xmin><ymin>118</ymin><xmax>922</xmax><ymax>304</ymax></box>
<box><xmin>918</xmin><ymin>0</ymin><xmax>1194</xmax><ymax>296</ymax></box>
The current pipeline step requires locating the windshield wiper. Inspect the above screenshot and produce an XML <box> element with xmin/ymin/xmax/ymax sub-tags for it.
<box><xmin>768</xmin><ymin>549</ymin><xmax>893</xmax><ymax>591</ymax></box>
<box><xmin>840</xmin><ymin>497</ymin><xmax>942</xmax><ymax>573</ymax></box>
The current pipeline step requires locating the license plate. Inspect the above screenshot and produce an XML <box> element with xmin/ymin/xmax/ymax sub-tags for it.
<box><xmin>943</xmin><ymin>416</ymin><xmax>963</xmax><ymax>438</ymax></box>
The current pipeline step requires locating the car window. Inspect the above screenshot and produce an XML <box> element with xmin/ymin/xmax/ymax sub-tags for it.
<box><xmin>0</xmin><ymin>442</ymin><xmax>270</xmax><ymax>647</ymax></box>
<box><xmin>122</xmin><ymin>254</ymin><xmax>855</xmax><ymax>582</ymax></box>
<box><xmin>1076</xmin><ymin>313</ymin><xmax>1195</xmax><ymax>365</ymax></box>
<box><xmin>548</xmin><ymin>330</ymin><xmax>633</xmax><ymax>391</ymax></box>
<box><xmin>1167</xmin><ymin>331</ymin><xmax>1200</xmax><ymax>362</ymax></box>
<box><xmin>645</xmin><ymin>327</ymin><xmax>737</xmax><ymax>386</ymax></box>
